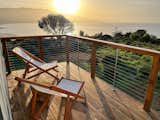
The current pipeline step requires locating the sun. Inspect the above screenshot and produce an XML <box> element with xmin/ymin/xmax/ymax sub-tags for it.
<box><xmin>53</xmin><ymin>0</ymin><xmax>80</xmax><ymax>14</ymax></box>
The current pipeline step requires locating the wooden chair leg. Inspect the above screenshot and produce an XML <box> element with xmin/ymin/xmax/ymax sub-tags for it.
<box><xmin>70</xmin><ymin>96</ymin><xmax>78</xmax><ymax>109</ymax></box>
<box><xmin>34</xmin><ymin>95</ymin><xmax>51</xmax><ymax>119</ymax></box>
<box><xmin>18</xmin><ymin>64</ymin><xmax>29</xmax><ymax>85</ymax></box>
<box><xmin>70</xmin><ymin>94</ymin><xmax>85</xmax><ymax>114</ymax></box>
<box><xmin>64</xmin><ymin>95</ymin><xmax>71</xmax><ymax>120</ymax></box>
<box><xmin>23</xmin><ymin>63</ymin><xmax>30</xmax><ymax>79</ymax></box>
<box><xmin>31</xmin><ymin>90</ymin><xmax>38</xmax><ymax>117</ymax></box>
<box><xmin>17</xmin><ymin>63</ymin><xmax>30</xmax><ymax>85</ymax></box>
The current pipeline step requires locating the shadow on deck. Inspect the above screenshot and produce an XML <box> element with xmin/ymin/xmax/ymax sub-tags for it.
<box><xmin>7</xmin><ymin>62</ymin><xmax>158</xmax><ymax>120</ymax></box>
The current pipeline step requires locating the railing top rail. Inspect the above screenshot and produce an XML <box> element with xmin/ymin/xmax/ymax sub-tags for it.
<box><xmin>68</xmin><ymin>35</ymin><xmax>160</xmax><ymax>57</ymax></box>
<box><xmin>0</xmin><ymin>34</ymin><xmax>160</xmax><ymax>56</ymax></box>
<box><xmin>0</xmin><ymin>35</ymin><xmax>65</xmax><ymax>40</ymax></box>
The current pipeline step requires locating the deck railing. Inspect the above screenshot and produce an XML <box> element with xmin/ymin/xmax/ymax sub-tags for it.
<box><xmin>0</xmin><ymin>35</ymin><xmax>160</xmax><ymax>112</ymax></box>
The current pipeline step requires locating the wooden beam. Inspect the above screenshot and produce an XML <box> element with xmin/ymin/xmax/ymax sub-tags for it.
<box><xmin>65</xmin><ymin>36</ymin><xmax>70</xmax><ymax>78</ymax></box>
<box><xmin>144</xmin><ymin>55</ymin><xmax>160</xmax><ymax>111</ymax></box>
<box><xmin>65</xmin><ymin>36</ymin><xmax>70</xmax><ymax>64</ymax></box>
<box><xmin>91</xmin><ymin>43</ymin><xmax>96</xmax><ymax>80</ymax></box>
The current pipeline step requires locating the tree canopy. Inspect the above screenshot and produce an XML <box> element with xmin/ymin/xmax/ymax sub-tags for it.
<box><xmin>38</xmin><ymin>14</ymin><xmax>74</xmax><ymax>35</ymax></box>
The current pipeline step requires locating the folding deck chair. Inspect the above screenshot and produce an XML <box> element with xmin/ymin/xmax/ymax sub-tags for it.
<box><xmin>15</xmin><ymin>77</ymin><xmax>85</xmax><ymax>120</ymax></box>
<box><xmin>12</xmin><ymin>46</ymin><xmax>59</xmax><ymax>81</ymax></box>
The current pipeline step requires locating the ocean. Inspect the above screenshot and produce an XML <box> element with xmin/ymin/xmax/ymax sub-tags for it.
<box><xmin>0</xmin><ymin>22</ymin><xmax>160</xmax><ymax>37</ymax></box>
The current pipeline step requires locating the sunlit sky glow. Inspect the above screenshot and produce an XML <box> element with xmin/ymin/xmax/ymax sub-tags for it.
<box><xmin>53</xmin><ymin>0</ymin><xmax>80</xmax><ymax>14</ymax></box>
<box><xmin>0</xmin><ymin>0</ymin><xmax>160</xmax><ymax>23</ymax></box>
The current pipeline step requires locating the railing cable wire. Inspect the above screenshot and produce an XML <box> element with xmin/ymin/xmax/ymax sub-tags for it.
<box><xmin>113</xmin><ymin>48</ymin><xmax>119</xmax><ymax>90</ymax></box>
<box><xmin>77</xmin><ymin>39</ymin><xmax>87</xmax><ymax>105</ymax></box>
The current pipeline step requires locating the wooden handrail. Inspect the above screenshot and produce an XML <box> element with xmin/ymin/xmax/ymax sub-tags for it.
<box><xmin>68</xmin><ymin>35</ymin><xmax>160</xmax><ymax>56</ymax></box>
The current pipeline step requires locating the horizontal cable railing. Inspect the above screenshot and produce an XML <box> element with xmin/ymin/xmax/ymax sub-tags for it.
<box><xmin>41</xmin><ymin>37</ymin><xmax>66</xmax><ymax>62</ymax></box>
<box><xmin>68</xmin><ymin>35</ymin><xmax>160</xmax><ymax>113</ymax></box>
<box><xmin>69</xmin><ymin>37</ymin><xmax>91</xmax><ymax>72</ymax></box>
<box><xmin>6</xmin><ymin>38</ymin><xmax>40</xmax><ymax>70</ymax></box>
<box><xmin>95</xmin><ymin>45</ymin><xmax>151</xmax><ymax>101</ymax></box>
<box><xmin>2</xmin><ymin>36</ymin><xmax>67</xmax><ymax>71</ymax></box>
<box><xmin>0</xmin><ymin>34</ymin><xmax>160</xmax><ymax>113</ymax></box>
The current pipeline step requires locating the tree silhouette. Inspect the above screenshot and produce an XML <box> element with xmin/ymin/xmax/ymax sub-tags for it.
<box><xmin>38</xmin><ymin>14</ymin><xmax>74</xmax><ymax>34</ymax></box>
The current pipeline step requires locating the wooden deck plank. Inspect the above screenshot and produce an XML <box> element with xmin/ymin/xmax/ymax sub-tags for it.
<box><xmin>7</xmin><ymin>62</ymin><xmax>157</xmax><ymax>120</ymax></box>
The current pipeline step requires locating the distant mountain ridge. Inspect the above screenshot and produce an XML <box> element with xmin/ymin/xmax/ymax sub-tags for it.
<box><xmin>0</xmin><ymin>8</ymin><xmax>99</xmax><ymax>25</ymax></box>
<box><xmin>0</xmin><ymin>8</ymin><xmax>52</xmax><ymax>24</ymax></box>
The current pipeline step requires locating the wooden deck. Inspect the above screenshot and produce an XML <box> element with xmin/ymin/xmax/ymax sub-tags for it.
<box><xmin>7</xmin><ymin>62</ymin><xmax>159</xmax><ymax>120</ymax></box>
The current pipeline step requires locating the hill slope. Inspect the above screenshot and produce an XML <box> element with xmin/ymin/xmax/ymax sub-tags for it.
<box><xmin>0</xmin><ymin>8</ymin><xmax>52</xmax><ymax>24</ymax></box>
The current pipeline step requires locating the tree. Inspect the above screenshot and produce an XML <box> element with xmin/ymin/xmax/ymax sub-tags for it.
<box><xmin>135</xmin><ymin>29</ymin><xmax>146</xmax><ymax>36</ymax></box>
<box><xmin>38</xmin><ymin>14</ymin><xmax>74</xmax><ymax>34</ymax></box>
<box><xmin>93</xmin><ymin>32</ymin><xmax>103</xmax><ymax>39</ymax></box>
<box><xmin>141</xmin><ymin>33</ymin><xmax>151</xmax><ymax>42</ymax></box>
<box><xmin>114</xmin><ymin>32</ymin><xmax>123</xmax><ymax>39</ymax></box>
<box><xmin>79</xmin><ymin>30</ymin><xmax>84</xmax><ymax>36</ymax></box>
<box><xmin>101</xmin><ymin>34</ymin><xmax>113</xmax><ymax>40</ymax></box>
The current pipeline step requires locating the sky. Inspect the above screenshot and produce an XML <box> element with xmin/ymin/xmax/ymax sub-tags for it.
<box><xmin>0</xmin><ymin>0</ymin><xmax>160</xmax><ymax>23</ymax></box>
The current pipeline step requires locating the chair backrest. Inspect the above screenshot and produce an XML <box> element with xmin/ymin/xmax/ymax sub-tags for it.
<box><xmin>12</xmin><ymin>47</ymin><xmax>44</xmax><ymax>67</ymax></box>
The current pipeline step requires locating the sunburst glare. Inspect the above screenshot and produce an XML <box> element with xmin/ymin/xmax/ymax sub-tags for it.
<box><xmin>53</xmin><ymin>0</ymin><xmax>80</xmax><ymax>14</ymax></box>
